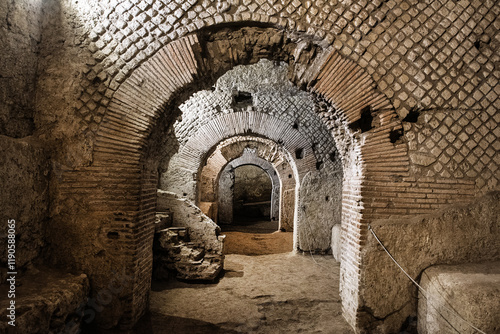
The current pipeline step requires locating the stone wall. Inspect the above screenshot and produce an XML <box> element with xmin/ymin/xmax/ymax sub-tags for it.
<box><xmin>297</xmin><ymin>161</ymin><xmax>343</xmax><ymax>252</ymax></box>
<box><xmin>0</xmin><ymin>0</ymin><xmax>49</xmax><ymax>276</ymax></box>
<box><xmin>361</xmin><ymin>191</ymin><xmax>500</xmax><ymax>333</ymax></box>
<box><xmin>0</xmin><ymin>137</ymin><xmax>49</xmax><ymax>275</ymax></box>
<box><xmin>0</xmin><ymin>0</ymin><xmax>42</xmax><ymax>138</ymax></box>
<box><xmin>10</xmin><ymin>0</ymin><xmax>499</xmax><ymax>331</ymax></box>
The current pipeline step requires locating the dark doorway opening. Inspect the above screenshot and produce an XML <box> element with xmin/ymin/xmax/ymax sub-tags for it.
<box><xmin>225</xmin><ymin>164</ymin><xmax>278</xmax><ymax>233</ymax></box>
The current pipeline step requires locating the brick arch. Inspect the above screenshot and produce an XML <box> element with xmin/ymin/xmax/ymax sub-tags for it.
<box><xmin>58</xmin><ymin>27</ymin><xmax>404</xmax><ymax>330</ymax></box>
<box><xmin>161</xmin><ymin>109</ymin><xmax>322</xmax><ymax>249</ymax></box>
<box><xmin>218</xmin><ymin>155</ymin><xmax>281</xmax><ymax>226</ymax></box>
<box><xmin>162</xmin><ymin>110</ymin><xmax>317</xmax><ymax>196</ymax></box>
<box><xmin>198</xmin><ymin>136</ymin><xmax>297</xmax><ymax>232</ymax></box>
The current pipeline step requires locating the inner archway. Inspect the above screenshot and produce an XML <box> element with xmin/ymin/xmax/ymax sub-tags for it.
<box><xmin>57</xmin><ymin>24</ymin><xmax>399</xmax><ymax>332</ymax></box>
<box><xmin>233</xmin><ymin>164</ymin><xmax>274</xmax><ymax>228</ymax></box>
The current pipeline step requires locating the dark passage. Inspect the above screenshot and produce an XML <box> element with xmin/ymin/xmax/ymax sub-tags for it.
<box><xmin>226</xmin><ymin>164</ymin><xmax>278</xmax><ymax>233</ymax></box>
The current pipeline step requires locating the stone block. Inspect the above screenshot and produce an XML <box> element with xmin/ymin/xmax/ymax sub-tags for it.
<box><xmin>418</xmin><ymin>262</ymin><xmax>500</xmax><ymax>334</ymax></box>
<box><xmin>0</xmin><ymin>269</ymin><xmax>89</xmax><ymax>334</ymax></box>
<box><xmin>331</xmin><ymin>224</ymin><xmax>342</xmax><ymax>262</ymax></box>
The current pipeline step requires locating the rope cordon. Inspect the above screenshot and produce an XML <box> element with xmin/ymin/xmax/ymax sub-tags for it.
<box><xmin>368</xmin><ymin>225</ymin><xmax>487</xmax><ymax>334</ymax></box>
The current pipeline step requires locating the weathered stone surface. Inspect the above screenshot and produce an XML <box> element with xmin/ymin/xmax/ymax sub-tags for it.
<box><xmin>409</xmin><ymin>152</ymin><xmax>436</xmax><ymax>167</ymax></box>
<box><xmin>0</xmin><ymin>136</ymin><xmax>49</xmax><ymax>273</ymax></box>
<box><xmin>297</xmin><ymin>162</ymin><xmax>342</xmax><ymax>252</ymax></box>
<box><xmin>153</xmin><ymin>227</ymin><xmax>223</xmax><ymax>281</ymax></box>
<box><xmin>361</xmin><ymin>191</ymin><xmax>500</xmax><ymax>333</ymax></box>
<box><xmin>0</xmin><ymin>268</ymin><xmax>89</xmax><ymax>334</ymax></box>
<box><xmin>0</xmin><ymin>0</ymin><xmax>42</xmax><ymax>138</ymax></box>
<box><xmin>331</xmin><ymin>224</ymin><xmax>341</xmax><ymax>262</ymax></box>
<box><xmin>418</xmin><ymin>262</ymin><xmax>500</xmax><ymax>334</ymax></box>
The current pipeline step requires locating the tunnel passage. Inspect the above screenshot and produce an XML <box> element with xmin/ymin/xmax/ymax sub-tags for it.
<box><xmin>233</xmin><ymin>164</ymin><xmax>273</xmax><ymax>224</ymax></box>
<box><xmin>34</xmin><ymin>1</ymin><xmax>499</xmax><ymax>330</ymax></box>
<box><xmin>158</xmin><ymin>60</ymin><xmax>343</xmax><ymax>253</ymax></box>
<box><xmin>219</xmin><ymin>157</ymin><xmax>280</xmax><ymax>234</ymax></box>
<box><xmin>57</xmin><ymin>24</ymin><xmax>402</xmax><ymax>331</ymax></box>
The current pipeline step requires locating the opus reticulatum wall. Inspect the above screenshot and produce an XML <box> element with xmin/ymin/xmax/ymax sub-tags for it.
<box><xmin>2</xmin><ymin>0</ymin><xmax>499</xmax><ymax>332</ymax></box>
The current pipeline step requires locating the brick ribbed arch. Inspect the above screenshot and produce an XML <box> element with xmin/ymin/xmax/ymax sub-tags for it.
<box><xmin>218</xmin><ymin>155</ymin><xmax>281</xmax><ymax>225</ymax></box>
<box><xmin>56</xmin><ymin>28</ymin><xmax>405</xmax><ymax>330</ymax></box>
<box><xmin>162</xmin><ymin>110</ymin><xmax>316</xmax><ymax>197</ymax></box>
<box><xmin>161</xmin><ymin>110</ymin><xmax>316</xmax><ymax>247</ymax></box>
<box><xmin>199</xmin><ymin>136</ymin><xmax>296</xmax><ymax>231</ymax></box>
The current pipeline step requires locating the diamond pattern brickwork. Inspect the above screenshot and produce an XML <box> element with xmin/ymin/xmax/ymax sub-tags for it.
<box><xmin>77</xmin><ymin>0</ymin><xmax>500</xmax><ymax>135</ymax></box>
<box><xmin>405</xmin><ymin>109</ymin><xmax>500</xmax><ymax>191</ymax></box>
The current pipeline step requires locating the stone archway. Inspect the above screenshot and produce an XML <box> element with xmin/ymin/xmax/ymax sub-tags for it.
<box><xmin>218</xmin><ymin>153</ymin><xmax>281</xmax><ymax>226</ymax></box>
<box><xmin>53</xmin><ymin>26</ymin><xmax>400</xmax><ymax>330</ymax></box>
<box><xmin>198</xmin><ymin>135</ymin><xmax>298</xmax><ymax>233</ymax></box>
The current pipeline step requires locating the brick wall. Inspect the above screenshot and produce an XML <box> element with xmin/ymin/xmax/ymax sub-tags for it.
<box><xmin>34</xmin><ymin>0</ymin><xmax>500</xmax><ymax>331</ymax></box>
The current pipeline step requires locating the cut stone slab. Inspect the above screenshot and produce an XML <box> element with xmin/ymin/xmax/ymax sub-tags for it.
<box><xmin>418</xmin><ymin>261</ymin><xmax>500</xmax><ymax>334</ymax></box>
<box><xmin>0</xmin><ymin>267</ymin><xmax>89</xmax><ymax>334</ymax></box>
<box><xmin>331</xmin><ymin>223</ymin><xmax>341</xmax><ymax>262</ymax></box>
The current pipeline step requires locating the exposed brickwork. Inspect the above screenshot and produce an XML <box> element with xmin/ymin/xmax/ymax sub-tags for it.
<box><xmin>75</xmin><ymin>0</ymin><xmax>500</xmax><ymax>136</ymax></box>
<box><xmin>200</xmin><ymin>137</ymin><xmax>292</xmax><ymax>229</ymax></box>
<box><xmin>46</xmin><ymin>6</ymin><xmax>500</xmax><ymax>331</ymax></box>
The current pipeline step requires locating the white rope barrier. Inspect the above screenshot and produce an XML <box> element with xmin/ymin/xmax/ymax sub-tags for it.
<box><xmin>368</xmin><ymin>225</ymin><xmax>487</xmax><ymax>334</ymax></box>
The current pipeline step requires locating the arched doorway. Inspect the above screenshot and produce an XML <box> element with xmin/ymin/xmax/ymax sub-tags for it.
<box><xmin>227</xmin><ymin>163</ymin><xmax>277</xmax><ymax>231</ymax></box>
<box><xmin>55</xmin><ymin>25</ymin><xmax>398</xmax><ymax>331</ymax></box>
<box><xmin>216</xmin><ymin>151</ymin><xmax>281</xmax><ymax>231</ymax></box>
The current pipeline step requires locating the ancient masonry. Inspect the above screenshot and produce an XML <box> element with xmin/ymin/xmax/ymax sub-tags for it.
<box><xmin>1</xmin><ymin>0</ymin><xmax>499</xmax><ymax>333</ymax></box>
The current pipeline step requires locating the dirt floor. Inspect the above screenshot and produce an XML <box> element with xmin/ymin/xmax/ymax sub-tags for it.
<box><xmin>141</xmin><ymin>225</ymin><xmax>354</xmax><ymax>334</ymax></box>
<box><xmin>147</xmin><ymin>252</ymin><xmax>353</xmax><ymax>334</ymax></box>
<box><xmin>89</xmin><ymin>222</ymin><xmax>354</xmax><ymax>333</ymax></box>
<box><xmin>222</xmin><ymin>230</ymin><xmax>293</xmax><ymax>255</ymax></box>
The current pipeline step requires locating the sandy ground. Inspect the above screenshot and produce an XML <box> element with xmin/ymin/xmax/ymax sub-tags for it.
<box><xmin>146</xmin><ymin>252</ymin><xmax>354</xmax><ymax>334</ymax></box>
<box><xmin>87</xmin><ymin>223</ymin><xmax>353</xmax><ymax>333</ymax></box>
<box><xmin>223</xmin><ymin>231</ymin><xmax>293</xmax><ymax>255</ymax></box>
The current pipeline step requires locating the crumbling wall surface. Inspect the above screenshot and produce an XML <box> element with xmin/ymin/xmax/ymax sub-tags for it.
<box><xmin>157</xmin><ymin>190</ymin><xmax>223</xmax><ymax>253</ymax></box>
<box><xmin>0</xmin><ymin>136</ymin><xmax>49</xmax><ymax>276</ymax></box>
<box><xmin>36</xmin><ymin>0</ymin><xmax>98</xmax><ymax>168</ymax></box>
<box><xmin>0</xmin><ymin>0</ymin><xmax>49</xmax><ymax>276</ymax></box>
<box><xmin>0</xmin><ymin>269</ymin><xmax>89</xmax><ymax>334</ymax></box>
<box><xmin>297</xmin><ymin>160</ymin><xmax>343</xmax><ymax>252</ymax></box>
<box><xmin>418</xmin><ymin>262</ymin><xmax>500</xmax><ymax>334</ymax></box>
<box><xmin>359</xmin><ymin>191</ymin><xmax>500</xmax><ymax>333</ymax></box>
<box><xmin>0</xmin><ymin>0</ymin><xmax>42</xmax><ymax>138</ymax></box>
